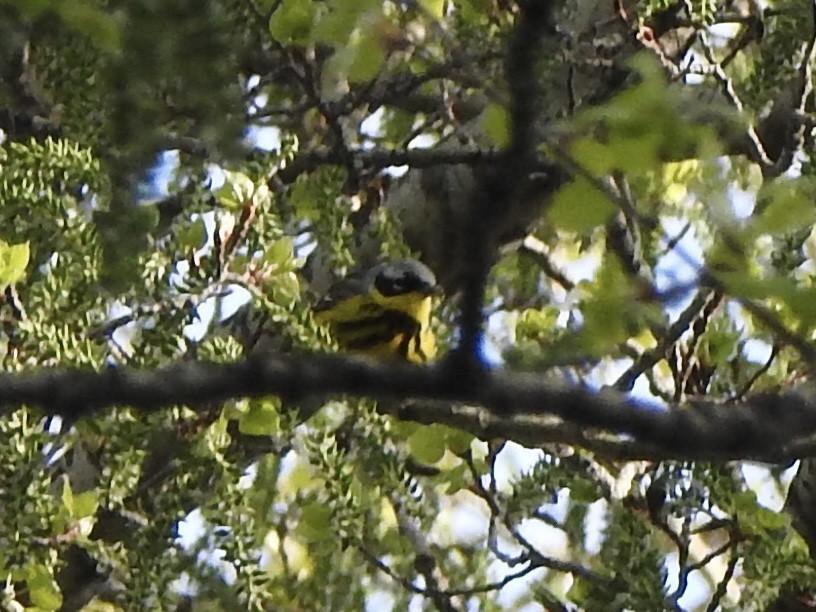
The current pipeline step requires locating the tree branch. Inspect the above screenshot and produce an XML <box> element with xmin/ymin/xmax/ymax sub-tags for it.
<box><xmin>275</xmin><ymin>146</ymin><xmax>503</xmax><ymax>184</ymax></box>
<box><xmin>5</xmin><ymin>352</ymin><xmax>816</xmax><ymax>463</ymax></box>
<box><xmin>454</xmin><ymin>0</ymin><xmax>554</xmax><ymax>364</ymax></box>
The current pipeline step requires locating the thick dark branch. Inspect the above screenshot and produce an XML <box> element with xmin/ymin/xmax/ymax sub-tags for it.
<box><xmin>4</xmin><ymin>352</ymin><xmax>816</xmax><ymax>463</ymax></box>
<box><xmin>454</xmin><ymin>1</ymin><xmax>555</xmax><ymax>364</ymax></box>
<box><xmin>276</xmin><ymin>146</ymin><xmax>503</xmax><ymax>184</ymax></box>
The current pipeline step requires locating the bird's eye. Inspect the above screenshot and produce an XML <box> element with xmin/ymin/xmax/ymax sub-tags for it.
<box><xmin>376</xmin><ymin>273</ymin><xmax>407</xmax><ymax>296</ymax></box>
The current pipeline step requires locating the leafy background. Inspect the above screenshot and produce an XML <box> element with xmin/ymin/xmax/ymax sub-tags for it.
<box><xmin>1</xmin><ymin>0</ymin><xmax>816</xmax><ymax>610</ymax></box>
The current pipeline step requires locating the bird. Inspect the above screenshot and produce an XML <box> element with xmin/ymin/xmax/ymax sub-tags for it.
<box><xmin>313</xmin><ymin>258</ymin><xmax>440</xmax><ymax>363</ymax></box>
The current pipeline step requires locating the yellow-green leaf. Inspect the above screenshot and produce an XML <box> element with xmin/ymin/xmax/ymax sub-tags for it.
<box><xmin>271</xmin><ymin>271</ymin><xmax>301</xmax><ymax>306</ymax></box>
<box><xmin>57</xmin><ymin>0</ymin><xmax>121</xmax><ymax>52</ymax></box>
<box><xmin>312</xmin><ymin>0</ymin><xmax>378</xmax><ymax>44</ymax></box>
<box><xmin>419</xmin><ymin>0</ymin><xmax>445</xmax><ymax>18</ymax></box>
<box><xmin>72</xmin><ymin>490</ymin><xmax>99</xmax><ymax>519</ymax></box>
<box><xmin>177</xmin><ymin>217</ymin><xmax>208</xmax><ymax>249</ymax></box>
<box><xmin>347</xmin><ymin>31</ymin><xmax>385</xmax><ymax>83</ymax></box>
<box><xmin>265</xmin><ymin>237</ymin><xmax>295</xmax><ymax>267</ymax></box>
<box><xmin>269</xmin><ymin>0</ymin><xmax>317</xmax><ymax>44</ymax></box>
<box><xmin>408</xmin><ymin>425</ymin><xmax>446</xmax><ymax>464</ymax></box>
<box><xmin>27</xmin><ymin>564</ymin><xmax>62</xmax><ymax>611</ymax></box>
<box><xmin>61</xmin><ymin>478</ymin><xmax>74</xmax><ymax>515</ymax></box>
<box><xmin>238</xmin><ymin>399</ymin><xmax>281</xmax><ymax>436</ymax></box>
<box><xmin>297</xmin><ymin>502</ymin><xmax>333</xmax><ymax>542</ymax></box>
<box><xmin>444</xmin><ymin>427</ymin><xmax>474</xmax><ymax>455</ymax></box>
<box><xmin>752</xmin><ymin>178</ymin><xmax>816</xmax><ymax>236</ymax></box>
<box><xmin>480</xmin><ymin>103</ymin><xmax>510</xmax><ymax>148</ymax></box>
<box><xmin>0</xmin><ymin>240</ymin><xmax>30</xmax><ymax>288</ymax></box>
<box><xmin>548</xmin><ymin>178</ymin><xmax>615</xmax><ymax>233</ymax></box>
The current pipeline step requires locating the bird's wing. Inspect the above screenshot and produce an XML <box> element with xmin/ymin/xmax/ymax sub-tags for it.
<box><xmin>313</xmin><ymin>272</ymin><xmax>369</xmax><ymax>315</ymax></box>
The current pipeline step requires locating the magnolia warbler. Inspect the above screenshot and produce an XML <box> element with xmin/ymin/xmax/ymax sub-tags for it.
<box><xmin>313</xmin><ymin>259</ymin><xmax>440</xmax><ymax>363</ymax></box>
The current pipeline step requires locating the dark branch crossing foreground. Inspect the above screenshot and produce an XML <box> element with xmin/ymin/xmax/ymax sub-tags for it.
<box><xmin>2</xmin><ymin>0</ymin><xmax>816</xmax><ymax>609</ymax></box>
<box><xmin>6</xmin><ymin>352</ymin><xmax>816</xmax><ymax>463</ymax></box>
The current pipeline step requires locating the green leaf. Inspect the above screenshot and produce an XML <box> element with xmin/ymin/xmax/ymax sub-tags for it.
<box><xmin>719</xmin><ymin>271</ymin><xmax>803</xmax><ymax>303</ymax></box>
<box><xmin>560</xmin><ymin>257</ymin><xmax>661</xmax><ymax>357</ymax></box>
<box><xmin>321</xmin><ymin>23</ymin><xmax>386</xmax><ymax>86</ymax></box>
<box><xmin>283</xmin><ymin>460</ymin><xmax>315</xmax><ymax>493</ymax></box>
<box><xmin>408</xmin><ymin>425</ymin><xmax>446</xmax><ymax>464</ymax></box>
<box><xmin>440</xmin><ymin>464</ymin><xmax>470</xmax><ymax>493</ymax></box>
<box><xmin>26</xmin><ymin>564</ymin><xmax>63</xmax><ymax>611</ymax></box>
<box><xmin>568</xmin><ymin>479</ymin><xmax>602</xmax><ymax>504</ymax></box>
<box><xmin>418</xmin><ymin>0</ymin><xmax>445</xmax><ymax>18</ymax></box>
<box><xmin>0</xmin><ymin>240</ymin><xmax>30</xmax><ymax>288</ymax></box>
<box><xmin>654</xmin><ymin>159</ymin><xmax>704</xmax><ymax>207</ymax></box>
<box><xmin>573</xmin><ymin>54</ymin><xmax>719</xmax><ymax>176</ymax></box>
<box><xmin>456</xmin><ymin>0</ymin><xmax>491</xmax><ymax>20</ymax></box>
<box><xmin>215</xmin><ymin>170</ymin><xmax>256</xmax><ymax>210</ymax></box>
<box><xmin>269</xmin><ymin>0</ymin><xmax>318</xmax><ymax>44</ymax></box>
<box><xmin>754</xmin><ymin>505</ymin><xmax>791</xmax><ymax>531</ymax></box>
<box><xmin>751</xmin><ymin>178</ymin><xmax>816</xmax><ymax>236</ymax></box>
<box><xmin>297</xmin><ymin>502</ymin><xmax>333</xmax><ymax>542</ymax></box>
<box><xmin>61</xmin><ymin>478</ymin><xmax>74</xmax><ymax>515</ymax></box>
<box><xmin>380</xmin><ymin>108</ymin><xmax>416</xmax><ymax>143</ymax></box>
<box><xmin>312</xmin><ymin>0</ymin><xmax>378</xmax><ymax>44</ymax></box>
<box><xmin>444</xmin><ymin>427</ymin><xmax>474</xmax><ymax>455</ymax></box>
<box><xmin>57</xmin><ymin>0</ymin><xmax>121</xmax><ymax>51</ymax></box>
<box><xmin>480</xmin><ymin>103</ymin><xmax>510</xmax><ymax>148</ymax></box>
<box><xmin>238</xmin><ymin>399</ymin><xmax>281</xmax><ymax>436</ymax></box>
<box><xmin>548</xmin><ymin>178</ymin><xmax>615</xmax><ymax>233</ymax></box>
<box><xmin>706</xmin><ymin>328</ymin><xmax>739</xmax><ymax>364</ymax></box>
<box><xmin>347</xmin><ymin>31</ymin><xmax>385</xmax><ymax>83</ymax></box>
<box><xmin>265</xmin><ymin>237</ymin><xmax>295</xmax><ymax>267</ymax></box>
<box><xmin>271</xmin><ymin>271</ymin><xmax>301</xmax><ymax>306</ymax></box>
<box><xmin>72</xmin><ymin>491</ymin><xmax>99</xmax><ymax>519</ymax></box>
<box><xmin>571</xmin><ymin>137</ymin><xmax>613</xmax><ymax>175</ymax></box>
<box><xmin>718</xmin><ymin>271</ymin><xmax>816</xmax><ymax>329</ymax></box>
<box><xmin>177</xmin><ymin>217</ymin><xmax>208</xmax><ymax>250</ymax></box>
<box><xmin>605</xmin><ymin>131</ymin><xmax>662</xmax><ymax>174</ymax></box>
<box><xmin>516</xmin><ymin>307</ymin><xmax>560</xmax><ymax>341</ymax></box>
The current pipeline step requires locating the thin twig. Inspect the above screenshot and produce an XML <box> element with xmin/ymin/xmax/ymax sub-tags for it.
<box><xmin>728</xmin><ymin>345</ymin><xmax>779</xmax><ymax>402</ymax></box>
<box><xmin>705</xmin><ymin>548</ymin><xmax>739</xmax><ymax>612</ymax></box>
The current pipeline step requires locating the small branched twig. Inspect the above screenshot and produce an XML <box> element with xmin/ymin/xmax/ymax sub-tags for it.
<box><xmin>705</xmin><ymin>546</ymin><xmax>740</xmax><ymax>612</ymax></box>
<box><xmin>358</xmin><ymin>545</ymin><xmax>425</xmax><ymax>594</ymax></box>
<box><xmin>519</xmin><ymin>235</ymin><xmax>576</xmax><ymax>292</ymax></box>
<box><xmin>697</xmin><ymin>29</ymin><xmax>774</xmax><ymax>169</ymax></box>
<box><xmin>438</xmin><ymin>564</ymin><xmax>542</xmax><ymax>598</ymax></box>
<box><xmin>614</xmin><ymin>289</ymin><xmax>720</xmax><ymax>392</ymax></box>
<box><xmin>671</xmin><ymin>519</ymin><xmax>693</xmax><ymax>609</ymax></box>
<box><xmin>659</xmin><ymin>222</ymin><xmax>692</xmax><ymax>258</ymax></box>
<box><xmin>728</xmin><ymin>344</ymin><xmax>779</xmax><ymax>402</ymax></box>
<box><xmin>688</xmin><ymin>539</ymin><xmax>732</xmax><ymax>573</ymax></box>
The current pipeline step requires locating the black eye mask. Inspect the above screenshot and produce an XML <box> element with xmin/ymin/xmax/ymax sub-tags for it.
<box><xmin>373</xmin><ymin>261</ymin><xmax>437</xmax><ymax>297</ymax></box>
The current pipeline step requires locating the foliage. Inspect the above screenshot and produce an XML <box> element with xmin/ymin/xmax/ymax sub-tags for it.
<box><xmin>0</xmin><ymin>0</ymin><xmax>815</xmax><ymax>610</ymax></box>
